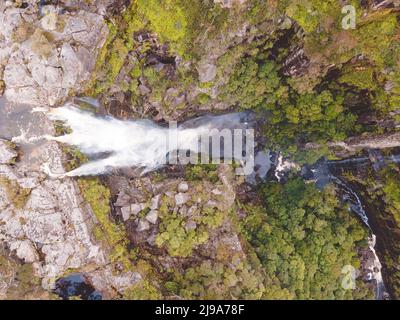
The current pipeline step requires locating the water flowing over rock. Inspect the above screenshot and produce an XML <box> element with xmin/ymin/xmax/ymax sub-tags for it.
<box><xmin>38</xmin><ymin>103</ymin><xmax>255</xmax><ymax>177</ymax></box>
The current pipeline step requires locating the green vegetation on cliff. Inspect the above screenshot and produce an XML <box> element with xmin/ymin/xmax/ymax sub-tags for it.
<box><xmin>240</xmin><ymin>178</ymin><xmax>373</xmax><ymax>300</ymax></box>
<box><xmin>78</xmin><ymin>178</ymin><xmax>132</xmax><ymax>268</ymax></box>
<box><xmin>345</xmin><ymin>164</ymin><xmax>400</xmax><ymax>299</ymax></box>
<box><xmin>0</xmin><ymin>176</ymin><xmax>31</xmax><ymax>209</ymax></box>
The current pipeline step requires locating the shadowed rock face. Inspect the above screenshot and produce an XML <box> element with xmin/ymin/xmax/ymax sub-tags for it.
<box><xmin>282</xmin><ymin>46</ymin><xmax>311</xmax><ymax>77</ymax></box>
<box><xmin>326</xmin><ymin>132</ymin><xmax>400</xmax><ymax>158</ymax></box>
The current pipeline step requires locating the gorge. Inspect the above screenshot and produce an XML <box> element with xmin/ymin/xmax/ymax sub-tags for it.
<box><xmin>1</xmin><ymin>0</ymin><xmax>400</xmax><ymax>301</ymax></box>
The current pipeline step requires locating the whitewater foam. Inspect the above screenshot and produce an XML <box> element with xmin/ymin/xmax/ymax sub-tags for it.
<box><xmin>36</xmin><ymin>103</ymin><xmax>255</xmax><ymax>177</ymax></box>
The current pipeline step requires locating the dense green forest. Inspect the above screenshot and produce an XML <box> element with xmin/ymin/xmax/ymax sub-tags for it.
<box><xmin>240</xmin><ymin>179</ymin><xmax>373</xmax><ymax>299</ymax></box>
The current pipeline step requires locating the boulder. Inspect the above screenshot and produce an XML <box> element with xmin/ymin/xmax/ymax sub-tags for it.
<box><xmin>137</xmin><ymin>219</ymin><xmax>150</xmax><ymax>232</ymax></box>
<box><xmin>145</xmin><ymin>210</ymin><xmax>158</xmax><ymax>224</ymax></box>
<box><xmin>10</xmin><ymin>240</ymin><xmax>39</xmax><ymax>264</ymax></box>
<box><xmin>121</xmin><ymin>206</ymin><xmax>131</xmax><ymax>221</ymax></box>
<box><xmin>115</xmin><ymin>191</ymin><xmax>131</xmax><ymax>207</ymax></box>
<box><xmin>197</xmin><ymin>63</ymin><xmax>217</xmax><ymax>83</ymax></box>
<box><xmin>130</xmin><ymin>203</ymin><xmax>144</xmax><ymax>216</ymax></box>
<box><xmin>150</xmin><ymin>194</ymin><xmax>161</xmax><ymax>210</ymax></box>
<box><xmin>175</xmin><ymin>192</ymin><xmax>190</xmax><ymax>206</ymax></box>
<box><xmin>41</xmin><ymin>12</ymin><xmax>58</xmax><ymax>31</ymax></box>
<box><xmin>177</xmin><ymin>181</ymin><xmax>189</xmax><ymax>193</ymax></box>
<box><xmin>184</xmin><ymin>220</ymin><xmax>197</xmax><ymax>232</ymax></box>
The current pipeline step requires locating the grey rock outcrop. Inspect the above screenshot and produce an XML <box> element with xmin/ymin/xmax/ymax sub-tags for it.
<box><xmin>121</xmin><ymin>206</ymin><xmax>132</xmax><ymax>222</ymax></box>
<box><xmin>145</xmin><ymin>210</ymin><xmax>158</xmax><ymax>224</ymax></box>
<box><xmin>177</xmin><ymin>181</ymin><xmax>189</xmax><ymax>193</ymax></box>
<box><xmin>197</xmin><ymin>62</ymin><xmax>217</xmax><ymax>83</ymax></box>
<box><xmin>0</xmin><ymin>1</ymin><xmax>140</xmax><ymax>297</ymax></box>
<box><xmin>175</xmin><ymin>192</ymin><xmax>191</xmax><ymax>206</ymax></box>
<box><xmin>137</xmin><ymin>219</ymin><xmax>150</xmax><ymax>232</ymax></box>
<box><xmin>0</xmin><ymin>148</ymin><xmax>107</xmax><ymax>290</ymax></box>
<box><xmin>0</xmin><ymin>2</ymin><xmax>108</xmax><ymax>106</ymax></box>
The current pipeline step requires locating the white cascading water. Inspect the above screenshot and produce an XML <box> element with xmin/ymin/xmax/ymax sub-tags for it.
<box><xmin>33</xmin><ymin>103</ymin><xmax>253</xmax><ymax>178</ymax></box>
<box><xmin>330</xmin><ymin>175</ymin><xmax>386</xmax><ymax>299</ymax></box>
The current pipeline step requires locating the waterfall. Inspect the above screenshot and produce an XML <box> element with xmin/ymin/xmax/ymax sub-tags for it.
<box><xmin>329</xmin><ymin>176</ymin><xmax>386</xmax><ymax>299</ymax></box>
<box><xmin>329</xmin><ymin>175</ymin><xmax>371</xmax><ymax>228</ymax></box>
<box><xmin>33</xmin><ymin>103</ymin><xmax>255</xmax><ymax>178</ymax></box>
<box><xmin>324</xmin><ymin>175</ymin><xmax>386</xmax><ymax>299</ymax></box>
<box><xmin>303</xmin><ymin>159</ymin><xmax>387</xmax><ymax>299</ymax></box>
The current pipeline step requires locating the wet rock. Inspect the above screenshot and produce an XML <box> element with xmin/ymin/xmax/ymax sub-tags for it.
<box><xmin>177</xmin><ymin>181</ymin><xmax>189</xmax><ymax>193</ymax></box>
<box><xmin>175</xmin><ymin>192</ymin><xmax>190</xmax><ymax>206</ymax></box>
<box><xmin>282</xmin><ymin>47</ymin><xmax>311</xmax><ymax>77</ymax></box>
<box><xmin>0</xmin><ymin>139</ymin><xmax>17</xmax><ymax>164</ymax></box>
<box><xmin>136</xmin><ymin>219</ymin><xmax>150</xmax><ymax>232</ymax></box>
<box><xmin>145</xmin><ymin>210</ymin><xmax>158</xmax><ymax>224</ymax></box>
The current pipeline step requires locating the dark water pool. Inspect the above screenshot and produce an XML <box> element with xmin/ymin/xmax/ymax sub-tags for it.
<box><xmin>54</xmin><ymin>273</ymin><xmax>102</xmax><ymax>300</ymax></box>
